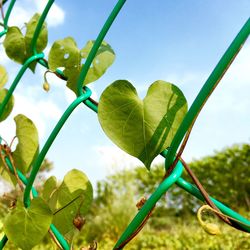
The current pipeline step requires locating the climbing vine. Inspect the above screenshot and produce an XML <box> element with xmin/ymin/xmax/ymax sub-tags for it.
<box><xmin>0</xmin><ymin>0</ymin><xmax>249</xmax><ymax>249</ymax></box>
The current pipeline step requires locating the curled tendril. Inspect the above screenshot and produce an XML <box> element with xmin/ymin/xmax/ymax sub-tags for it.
<box><xmin>197</xmin><ymin>205</ymin><xmax>221</xmax><ymax>235</ymax></box>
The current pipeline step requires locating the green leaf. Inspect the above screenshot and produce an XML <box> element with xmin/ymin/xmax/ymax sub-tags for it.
<box><xmin>48</xmin><ymin>38</ymin><xmax>115</xmax><ymax>94</ymax></box>
<box><xmin>3</xmin><ymin>197</ymin><xmax>53</xmax><ymax>250</ymax></box>
<box><xmin>64</xmin><ymin>67</ymin><xmax>81</xmax><ymax>93</ymax></box>
<box><xmin>25</xmin><ymin>13</ymin><xmax>48</xmax><ymax>53</ymax></box>
<box><xmin>3</xmin><ymin>26</ymin><xmax>26</xmax><ymax>64</ymax></box>
<box><xmin>98</xmin><ymin>80</ymin><xmax>188</xmax><ymax>169</ymax></box>
<box><xmin>3</xmin><ymin>14</ymin><xmax>47</xmax><ymax>71</ymax></box>
<box><xmin>0</xmin><ymin>220</ymin><xmax>4</xmax><ymax>239</ymax></box>
<box><xmin>25</xmin><ymin>13</ymin><xmax>48</xmax><ymax>72</ymax></box>
<box><xmin>80</xmin><ymin>40</ymin><xmax>115</xmax><ymax>85</ymax></box>
<box><xmin>0</xmin><ymin>65</ymin><xmax>8</xmax><ymax>88</ymax></box>
<box><xmin>48</xmin><ymin>36</ymin><xmax>80</xmax><ymax>70</ymax></box>
<box><xmin>12</xmin><ymin>114</ymin><xmax>39</xmax><ymax>173</ymax></box>
<box><xmin>0</xmin><ymin>88</ymin><xmax>14</xmax><ymax>122</ymax></box>
<box><xmin>0</xmin><ymin>166</ymin><xmax>17</xmax><ymax>187</ymax></box>
<box><xmin>48</xmin><ymin>37</ymin><xmax>81</xmax><ymax>94</ymax></box>
<box><xmin>46</xmin><ymin>169</ymin><xmax>93</xmax><ymax>238</ymax></box>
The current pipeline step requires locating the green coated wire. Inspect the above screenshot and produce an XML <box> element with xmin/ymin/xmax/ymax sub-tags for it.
<box><xmin>113</xmin><ymin>161</ymin><xmax>183</xmax><ymax>249</ymax></box>
<box><xmin>88</xmin><ymin>16</ymin><xmax>249</xmax><ymax>243</ymax></box>
<box><xmin>0</xmin><ymin>53</ymin><xmax>44</xmax><ymax>118</ymax></box>
<box><xmin>2</xmin><ymin>1</ymin><xmax>127</xmax><ymax>248</ymax></box>
<box><xmin>176</xmin><ymin>178</ymin><xmax>250</xmax><ymax>232</ymax></box>
<box><xmin>75</xmin><ymin>97</ymin><xmax>250</xmax><ymax>248</ymax></box>
<box><xmin>23</xmin><ymin>88</ymin><xmax>92</xmax><ymax>207</ymax></box>
<box><xmin>0</xmin><ymin>236</ymin><xmax>7</xmax><ymax>249</ymax></box>
<box><xmin>0</xmin><ymin>0</ymin><xmax>250</xmax><ymax>249</ymax></box>
<box><xmin>49</xmin><ymin>224</ymin><xmax>70</xmax><ymax>250</ymax></box>
<box><xmin>30</xmin><ymin>0</ymin><xmax>54</xmax><ymax>55</ymax></box>
<box><xmin>76</xmin><ymin>0</ymin><xmax>127</xmax><ymax>97</ymax></box>
<box><xmin>0</xmin><ymin>0</ymin><xmax>15</xmax><ymax>37</ymax></box>
<box><xmin>164</xmin><ymin>18</ymin><xmax>250</xmax><ymax>171</ymax></box>
<box><xmin>84</xmin><ymin>99</ymin><xmax>98</xmax><ymax>113</ymax></box>
<box><xmin>24</xmin><ymin>0</ymin><xmax>127</xmax><ymax>206</ymax></box>
<box><xmin>4</xmin><ymin>156</ymin><xmax>37</xmax><ymax>197</ymax></box>
<box><xmin>3</xmin><ymin>0</ymin><xmax>15</xmax><ymax>29</ymax></box>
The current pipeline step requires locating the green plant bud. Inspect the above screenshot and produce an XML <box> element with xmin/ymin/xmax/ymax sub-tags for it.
<box><xmin>43</xmin><ymin>81</ymin><xmax>50</xmax><ymax>92</ymax></box>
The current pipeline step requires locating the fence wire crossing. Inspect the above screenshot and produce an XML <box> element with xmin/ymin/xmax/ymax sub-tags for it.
<box><xmin>0</xmin><ymin>0</ymin><xmax>250</xmax><ymax>249</ymax></box>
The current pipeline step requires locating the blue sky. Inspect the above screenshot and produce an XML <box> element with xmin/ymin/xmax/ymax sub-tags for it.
<box><xmin>0</xmin><ymin>0</ymin><xmax>249</xmax><ymax>187</ymax></box>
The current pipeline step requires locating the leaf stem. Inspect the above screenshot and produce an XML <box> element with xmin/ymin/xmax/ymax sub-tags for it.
<box><xmin>0</xmin><ymin>0</ymin><xmax>4</xmax><ymax>21</ymax></box>
<box><xmin>48</xmin><ymin>229</ymin><xmax>64</xmax><ymax>250</ymax></box>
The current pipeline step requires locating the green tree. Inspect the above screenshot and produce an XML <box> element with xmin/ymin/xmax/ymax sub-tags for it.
<box><xmin>94</xmin><ymin>143</ymin><xmax>250</xmax><ymax>219</ymax></box>
<box><xmin>188</xmin><ymin>144</ymin><xmax>250</xmax><ymax>212</ymax></box>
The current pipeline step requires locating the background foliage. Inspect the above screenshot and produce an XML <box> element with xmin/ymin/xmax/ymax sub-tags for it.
<box><xmin>1</xmin><ymin>143</ymin><xmax>249</xmax><ymax>249</ymax></box>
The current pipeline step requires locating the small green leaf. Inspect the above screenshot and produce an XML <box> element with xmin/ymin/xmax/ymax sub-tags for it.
<box><xmin>98</xmin><ymin>80</ymin><xmax>188</xmax><ymax>169</ymax></box>
<box><xmin>66</xmin><ymin>40</ymin><xmax>115</xmax><ymax>93</ymax></box>
<box><xmin>81</xmin><ymin>40</ymin><xmax>115</xmax><ymax>85</ymax></box>
<box><xmin>48</xmin><ymin>38</ymin><xmax>115</xmax><ymax>94</ymax></box>
<box><xmin>3</xmin><ymin>197</ymin><xmax>53</xmax><ymax>250</ymax></box>
<box><xmin>48</xmin><ymin>37</ymin><xmax>81</xmax><ymax>94</ymax></box>
<box><xmin>0</xmin><ymin>65</ymin><xmax>8</xmax><ymax>88</ymax></box>
<box><xmin>12</xmin><ymin>114</ymin><xmax>39</xmax><ymax>173</ymax></box>
<box><xmin>48</xmin><ymin>36</ymin><xmax>80</xmax><ymax>70</ymax></box>
<box><xmin>42</xmin><ymin>176</ymin><xmax>57</xmax><ymax>201</ymax></box>
<box><xmin>46</xmin><ymin>169</ymin><xmax>93</xmax><ymax>239</ymax></box>
<box><xmin>0</xmin><ymin>166</ymin><xmax>17</xmax><ymax>187</ymax></box>
<box><xmin>25</xmin><ymin>13</ymin><xmax>48</xmax><ymax>72</ymax></box>
<box><xmin>3</xmin><ymin>26</ymin><xmax>26</xmax><ymax>64</ymax></box>
<box><xmin>0</xmin><ymin>88</ymin><xmax>14</xmax><ymax>122</ymax></box>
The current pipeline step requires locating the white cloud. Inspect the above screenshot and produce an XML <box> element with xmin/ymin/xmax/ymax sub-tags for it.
<box><xmin>7</xmin><ymin>0</ymin><xmax>65</xmax><ymax>28</ymax></box>
<box><xmin>181</xmin><ymin>43</ymin><xmax>250</xmax><ymax>161</ymax></box>
<box><xmin>34</xmin><ymin>0</ymin><xmax>65</xmax><ymax>27</ymax></box>
<box><xmin>8</xmin><ymin>5</ymin><xmax>32</xmax><ymax>27</ymax></box>
<box><xmin>0</xmin><ymin>90</ymin><xmax>63</xmax><ymax>143</ymax></box>
<box><xmin>0</xmin><ymin>48</ymin><xmax>9</xmax><ymax>65</ymax></box>
<box><xmin>204</xmin><ymin>43</ymin><xmax>250</xmax><ymax>114</ymax></box>
<box><xmin>95</xmin><ymin>145</ymin><xmax>164</xmax><ymax>175</ymax></box>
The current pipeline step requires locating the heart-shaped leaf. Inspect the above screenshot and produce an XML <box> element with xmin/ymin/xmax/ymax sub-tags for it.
<box><xmin>3</xmin><ymin>14</ymin><xmax>48</xmax><ymax>72</ymax></box>
<box><xmin>42</xmin><ymin>169</ymin><xmax>93</xmax><ymax>239</ymax></box>
<box><xmin>0</xmin><ymin>88</ymin><xmax>14</xmax><ymax>122</ymax></box>
<box><xmin>0</xmin><ymin>65</ymin><xmax>8</xmax><ymax>88</ymax></box>
<box><xmin>98</xmin><ymin>80</ymin><xmax>188</xmax><ymax>169</ymax></box>
<box><xmin>3</xmin><ymin>26</ymin><xmax>26</xmax><ymax>64</ymax></box>
<box><xmin>3</xmin><ymin>197</ymin><xmax>53</xmax><ymax>250</ymax></box>
<box><xmin>48</xmin><ymin>36</ymin><xmax>80</xmax><ymax>71</ymax></box>
<box><xmin>12</xmin><ymin>114</ymin><xmax>39</xmax><ymax>173</ymax></box>
<box><xmin>48</xmin><ymin>37</ymin><xmax>115</xmax><ymax>94</ymax></box>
